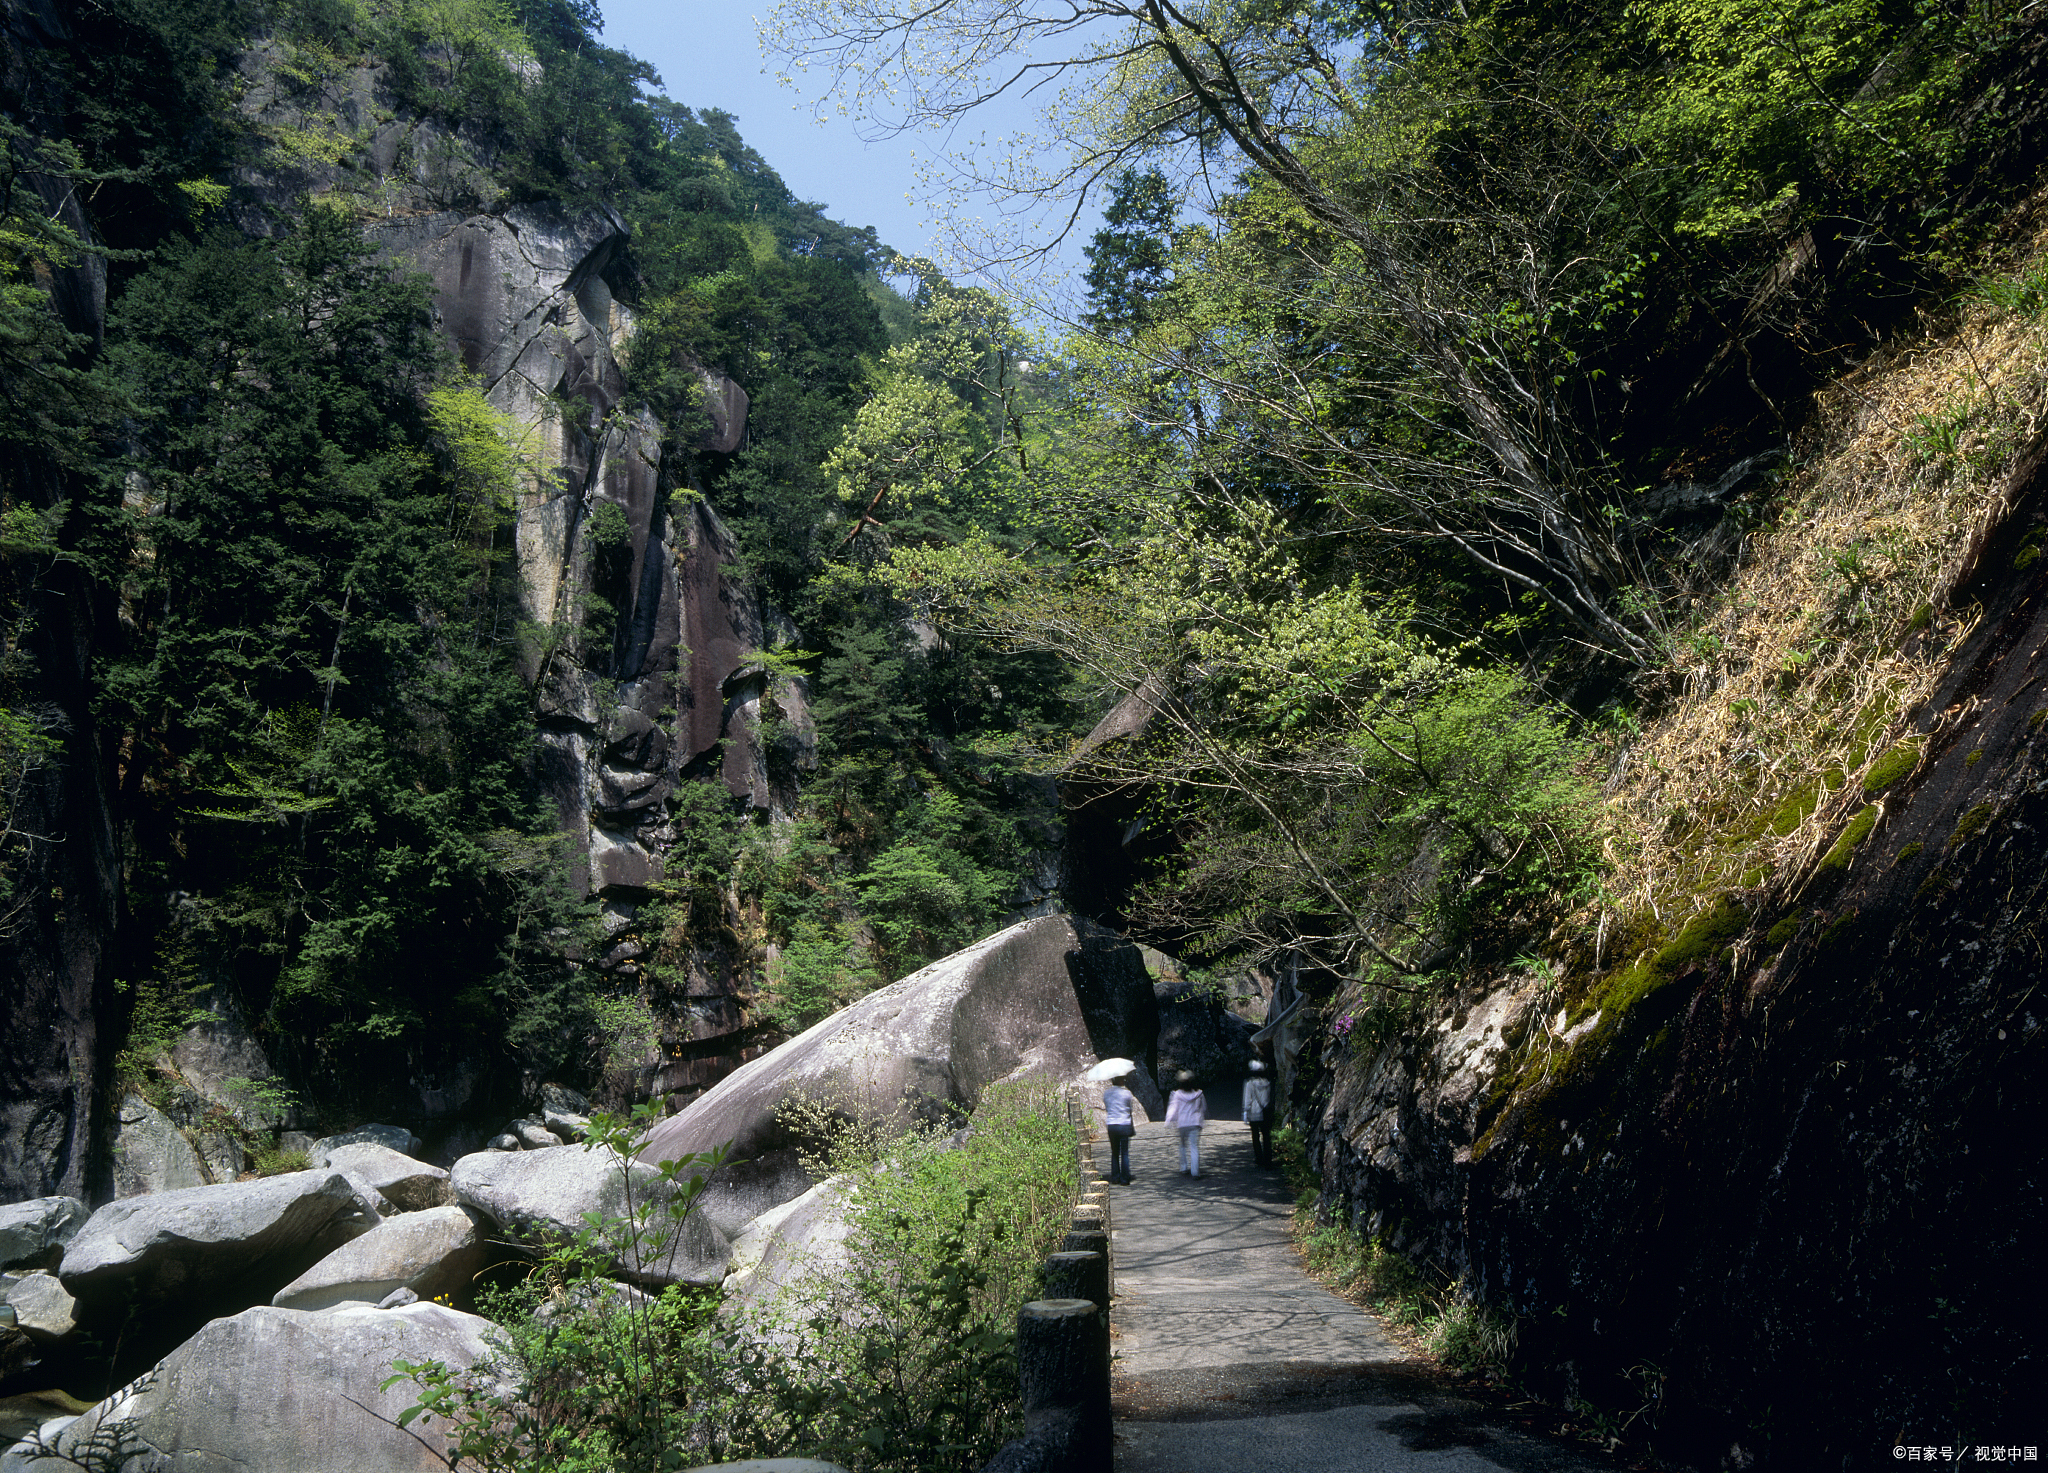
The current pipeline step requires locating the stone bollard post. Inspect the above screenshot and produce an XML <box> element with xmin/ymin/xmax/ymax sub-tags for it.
<box><xmin>1060</xmin><ymin>1224</ymin><xmax>1108</xmax><ymax>1265</ymax></box>
<box><xmin>1015</xmin><ymin>1298</ymin><xmax>1110</xmax><ymax>1473</ymax></box>
<box><xmin>1069</xmin><ymin>1201</ymin><xmax>1105</xmax><ymax>1234</ymax></box>
<box><xmin>1042</xmin><ymin>1249</ymin><xmax>1109</xmax><ymax>1315</ymax></box>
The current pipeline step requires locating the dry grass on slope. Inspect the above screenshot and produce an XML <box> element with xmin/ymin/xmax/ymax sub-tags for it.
<box><xmin>1580</xmin><ymin>210</ymin><xmax>2048</xmax><ymax>970</ymax></box>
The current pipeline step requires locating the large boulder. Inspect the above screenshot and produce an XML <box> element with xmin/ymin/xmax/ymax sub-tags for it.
<box><xmin>59</xmin><ymin>1171</ymin><xmax>365</xmax><ymax>1313</ymax></box>
<box><xmin>719</xmin><ymin>1176</ymin><xmax>856</xmax><ymax>1312</ymax></box>
<box><xmin>110</xmin><ymin>1094</ymin><xmax>207</xmax><ymax>1198</ymax></box>
<box><xmin>642</xmin><ymin>915</ymin><xmax>1159</xmax><ymax>1182</ymax></box>
<box><xmin>0</xmin><ymin>1198</ymin><xmax>85</xmax><ymax>1272</ymax></box>
<box><xmin>0</xmin><ymin>1303</ymin><xmax>502</xmax><ymax>1473</ymax></box>
<box><xmin>271</xmin><ymin>1205</ymin><xmax>489</xmax><ymax>1312</ymax></box>
<box><xmin>3</xmin><ymin>1271</ymin><xmax>78</xmax><ymax>1341</ymax></box>
<box><xmin>314</xmin><ymin>1142</ymin><xmax>452</xmax><ymax>1212</ymax></box>
<box><xmin>450</xmin><ymin>1145</ymin><xmax>728</xmax><ymax>1288</ymax></box>
<box><xmin>311</xmin><ymin>1123</ymin><xmax>423</xmax><ymax>1160</ymax></box>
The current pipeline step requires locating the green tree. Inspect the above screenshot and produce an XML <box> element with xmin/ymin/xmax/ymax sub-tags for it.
<box><xmin>92</xmin><ymin>207</ymin><xmax>586</xmax><ymax>1084</ymax></box>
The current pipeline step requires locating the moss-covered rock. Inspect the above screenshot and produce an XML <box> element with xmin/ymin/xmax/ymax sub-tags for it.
<box><xmin>1862</xmin><ymin>742</ymin><xmax>1919</xmax><ymax>794</ymax></box>
<box><xmin>1816</xmin><ymin>804</ymin><xmax>1880</xmax><ymax>877</ymax></box>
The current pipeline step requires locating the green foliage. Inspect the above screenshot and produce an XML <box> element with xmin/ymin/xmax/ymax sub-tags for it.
<box><xmin>248</xmin><ymin>1144</ymin><xmax>311</xmax><ymax>1176</ymax></box>
<box><xmin>890</xmin><ymin>506</ymin><xmax>1602</xmax><ymax>986</ymax></box>
<box><xmin>754</xmin><ymin>1075</ymin><xmax>1079</xmax><ymax>1471</ymax></box>
<box><xmin>851</xmin><ymin>793</ymin><xmax>1005</xmax><ymax>976</ymax></box>
<box><xmin>1862</xmin><ymin>741</ymin><xmax>1920</xmax><ymax>793</ymax></box>
<box><xmin>1081</xmin><ymin>169</ymin><xmax>1180</xmax><ymax>334</ymax></box>
<box><xmin>388</xmin><ymin>1082</ymin><xmax>1073</xmax><ymax>1473</ymax></box>
<box><xmin>1816</xmin><ymin>803</ymin><xmax>1880</xmax><ymax>875</ymax></box>
<box><xmin>88</xmin><ymin>207</ymin><xmax>590</xmax><ymax>1088</ymax></box>
<box><xmin>384</xmin><ymin>1102</ymin><xmax>732</xmax><ymax>1472</ymax></box>
<box><xmin>1297</xmin><ymin>1213</ymin><xmax>1517</xmax><ymax>1376</ymax></box>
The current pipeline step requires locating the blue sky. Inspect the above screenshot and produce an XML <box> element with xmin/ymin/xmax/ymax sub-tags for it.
<box><xmin>596</xmin><ymin>0</ymin><xmax>1101</xmax><ymax>307</ymax></box>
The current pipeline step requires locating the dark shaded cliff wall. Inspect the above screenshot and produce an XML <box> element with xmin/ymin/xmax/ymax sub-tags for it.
<box><xmin>0</xmin><ymin>0</ymin><xmax>122</xmax><ymax>1202</ymax></box>
<box><xmin>1302</xmin><ymin>446</ymin><xmax>2048</xmax><ymax>1467</ymax></box>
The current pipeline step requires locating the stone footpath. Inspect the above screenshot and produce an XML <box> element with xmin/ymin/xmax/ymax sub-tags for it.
<box><xmin>1109</xmin><ymin>1115</ymin><xmax>1604</xmax><ymax>1473</ymax></box>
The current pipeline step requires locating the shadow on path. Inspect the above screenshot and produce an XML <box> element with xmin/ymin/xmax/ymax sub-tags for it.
<box><xmin>1109</xmin><ymin>1117</ymin><xmax>1609</xmax><ymax>1473</ymax></box>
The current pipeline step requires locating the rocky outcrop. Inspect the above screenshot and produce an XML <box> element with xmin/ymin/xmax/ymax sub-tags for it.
<box><xmin>450</xmin><ymin>1143</ymin><xmax>727</xmax><ymax>1287</ymax></box>
<box><xmin>270</xmin><ymin>1205</ymin><xmax>488</xmax><ymax>1312</ymax></box>
<box><xmin>109</xmin><ymin>1095</ymin><xmax>207</xmax><ymax>1199</ymax></box>
<box><xmin>1152</xmin><ymin>980</ymin><xmax>1259</xmax><ymax>1090</ymax></box>
<box><xmin>0</xmin><ymin>1198</ymin><xmax>84</xmax><ymax>1272</ymax></box>
<box><xmin>641</xmin><ymin>915</ymin><xmax>1159</xmax><ymax>1238</ymax></box>
<box><xmin>313</xmin><ymin>1142</ymin><xmax>451</xmax><ymax>1212</ymax></box>
<box><xmin>0</xmin><ymin>0</ymin><xmax>123</xmax><ymax>1211</ymax></box>
<box><xmin>169</xmin><ymin>987</ymin><xmax>291</xmax><ymax>1131</ymax></box>
<box><xmin>1296</xmin><ymin>448</ymin><xmax>2048</xmax><ymax>1465</ymax></box>
<box><xmin>369</xmin><ymin>205</ymin><xmax>810</xmax><ymax>908</ymax></box>
<box><xmin>4</xmin><ymin>1303</ymin><xmax>502</xmax><ymax>1473</ymax></box>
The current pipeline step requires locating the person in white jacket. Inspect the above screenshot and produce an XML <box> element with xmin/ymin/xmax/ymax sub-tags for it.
<box><xmin>1242</xmin><ymin>1060</ymin><xmax>1274</xmax><ymax>1168</ymax></box>
<box><xmin>1165</xmin><ymin>1071</ymin><xmax>1207</xmax><ymax>1178</ymax></box>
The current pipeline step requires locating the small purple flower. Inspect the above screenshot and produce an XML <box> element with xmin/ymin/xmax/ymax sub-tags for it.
<box><xmin>1331</xmin><ymin>1014</ymin><xmax>1355</xmax><ymax>1039</ymax></box>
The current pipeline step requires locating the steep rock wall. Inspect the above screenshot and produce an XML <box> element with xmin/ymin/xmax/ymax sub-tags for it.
<box><xmin>0</xmin><ymin>0</ymin><xmax>122</xmax><ymax>1204</ymax></box>
<box><xmin>1299</xmin><ymin>446</ymin><xmax>2048</xmax><ymax>1466</ymax></box>
<box><xmin>371</xmin><ymin>205</ymin><xmax>810</xmax><ymax>901</ymax></box>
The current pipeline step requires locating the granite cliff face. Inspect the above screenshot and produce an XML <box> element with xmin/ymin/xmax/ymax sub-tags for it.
<box><xmin>371</xmin><ymin>204</ymin><xmax>811</xmax><ymax>905</ymax></box>
<box><xmin>361</xmin><ymin>202</ymin><xmax>813</xmax><ymax>1109</ymax></box>
<box><xmin>1293</xmin><ymin>441</ymin><xmax>2048</xmax><ymax>1465</ymax></box>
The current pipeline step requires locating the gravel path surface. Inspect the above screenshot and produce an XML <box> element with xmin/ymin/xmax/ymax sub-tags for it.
<box><xmin>1108</xmin><ymin>1111</ymin><xmax>1604</xmax><ymax>1473</ymax></box>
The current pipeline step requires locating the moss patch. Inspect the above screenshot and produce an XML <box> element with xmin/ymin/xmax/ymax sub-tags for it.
<box><xmin>1762</xmin><ymin>777</ymin><xmax>1826</xmax><ymax>837</ymax></box>
<box><xmin>1964</xmin><ymin>748</ymin><xmax>1984</xmax><ymax>767</ymax></box>
<box><xmin>1894</xmin><ymin>841</ymin><xmax>1924</xmax><ymax>866</ymax></box>
<box><xmin>1816</xmin><ymin>909</ymin><xmax>1858</xmax><ymax>952</ymax></box>
<box><xmin>2031</xmin><ymin>707</ymin><xmax>2048</xmax><ymax>733</ymax></box>
<box><xmin>1916</xmin><ymin>867</ymin><xmax>1955</xmax><ymax>903</ymax></box>
<box><xmin>1763</xmin><ymin>911</ymin><xmax>1804</xmax><ymax>952</ymax></box>
<box><xmin>1905</xmin><ymin>602</ymin><xmax>1934</xmax><ymax>634</ymax></box>
<box><xmin>1862</xmin><ymin>742</ymin><xmax>1919</xmax><ymax>794</ymax></box>
<box><xmin>1947</xmin><ymin>802</ymin><xmax>1994</xmax><ymax>849</ymax></box>
<box><xmin>1816</xmin><ymin>804</ymin><xmax>1880</xmax><ymax>876</ymax></box>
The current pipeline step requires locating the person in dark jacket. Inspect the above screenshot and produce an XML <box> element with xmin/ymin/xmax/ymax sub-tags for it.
<box><xmin>1242</xmin><ymin>1060</ymin><xmax>1274</xmax><ymax>1168</ymax></box>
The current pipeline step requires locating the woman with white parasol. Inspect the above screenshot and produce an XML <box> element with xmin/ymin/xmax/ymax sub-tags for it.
<box><xmin>1087</xmin><ymin>1057</ymin><xmax>1140</xmax><ymax>1185</ymax></box>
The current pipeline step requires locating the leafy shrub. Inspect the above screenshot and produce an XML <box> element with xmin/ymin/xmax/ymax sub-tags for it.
<box><xmin>387</xmin><ymin>1079</ymin><xmax>1078</xmax><ymax>1472</ymax></box>
<box><xmin>248</xmin><ymin>1145</ymin><xmax>311</xmax><ymax>1177</ymax></box>
<box><xmin>749</xmin><ymin>1074</ymin><xmax>1080</xmax><ymax>1471</ymax></box>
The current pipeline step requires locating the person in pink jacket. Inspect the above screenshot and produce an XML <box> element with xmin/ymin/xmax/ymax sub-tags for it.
<box><xmin>1165</xmin><ymin>1070</ymin><xmax>1207</xmax><ymax>1178</ymax></box>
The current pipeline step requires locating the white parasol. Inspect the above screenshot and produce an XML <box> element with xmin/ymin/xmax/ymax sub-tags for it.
<box><xmin>1085</xmin><ymin>1057</ymin><xmax>1137</xmax><ymax>1082</ymax></box>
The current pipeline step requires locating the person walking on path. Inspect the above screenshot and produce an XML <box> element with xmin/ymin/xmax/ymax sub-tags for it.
<box><xmin>1165</xmin><ymin>1071</ymin><xmax>1207</xmax><ymax>1178</ymax></box>
<box><xmin>1242</xmin><ymin>1060</ymin><xmax>1274</xmax><ymax>1168</ymax></box>
<box><xmin>1103</xmin><ymin>1074</ymin><xmax>1138</xmax><ymax>1184</ymax></box>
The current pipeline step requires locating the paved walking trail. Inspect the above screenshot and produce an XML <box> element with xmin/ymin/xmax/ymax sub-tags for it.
<box><xmin>1108</xmin><ymin>1113</ymin><xmax>1602</xmax><ymax>1473</ymax></box>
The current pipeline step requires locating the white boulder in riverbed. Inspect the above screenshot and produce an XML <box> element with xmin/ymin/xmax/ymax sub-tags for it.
<box><xmin>0</xmin><ymin>1303</ymin><xmax>502</xmax><ymax>1473</ymax></box>
<box><xmin>59</xmin><ymin>1170</ymin><xmax>366</xmax><ymax>1312</ymax></box>
<box><xmin>640</xmin><ymin>915</ymin><xmax>1159</xmax><ymax>1210</ymax></box>
<box><xmin>451</xmin><ymin>1143</ymin><xmax>728</xmax><ymax>1287</ymax></box>
<box><xmin>271</xmin><ymin>1204</ymin><xmax>490</xmax><ymax>1311</ymax></box>
<box><xmin>0</xmin><ymin>1197</ymin><xmax>86</xmax><ymax>1271</ymax></box>
<box><xmin>310</xmin><ymin>1123</ymin><xmax>423</xmax><ymax>1159</ymax></box>
<box><xmin>313</xmin><ymin>1141</ymin><xmax>452</xmax><ymax>1212</ymax></box>
<box><xmin>3</xmin><ymin>1271</ymin><xmax>78</xmax><ymax>1340</ymax></box>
